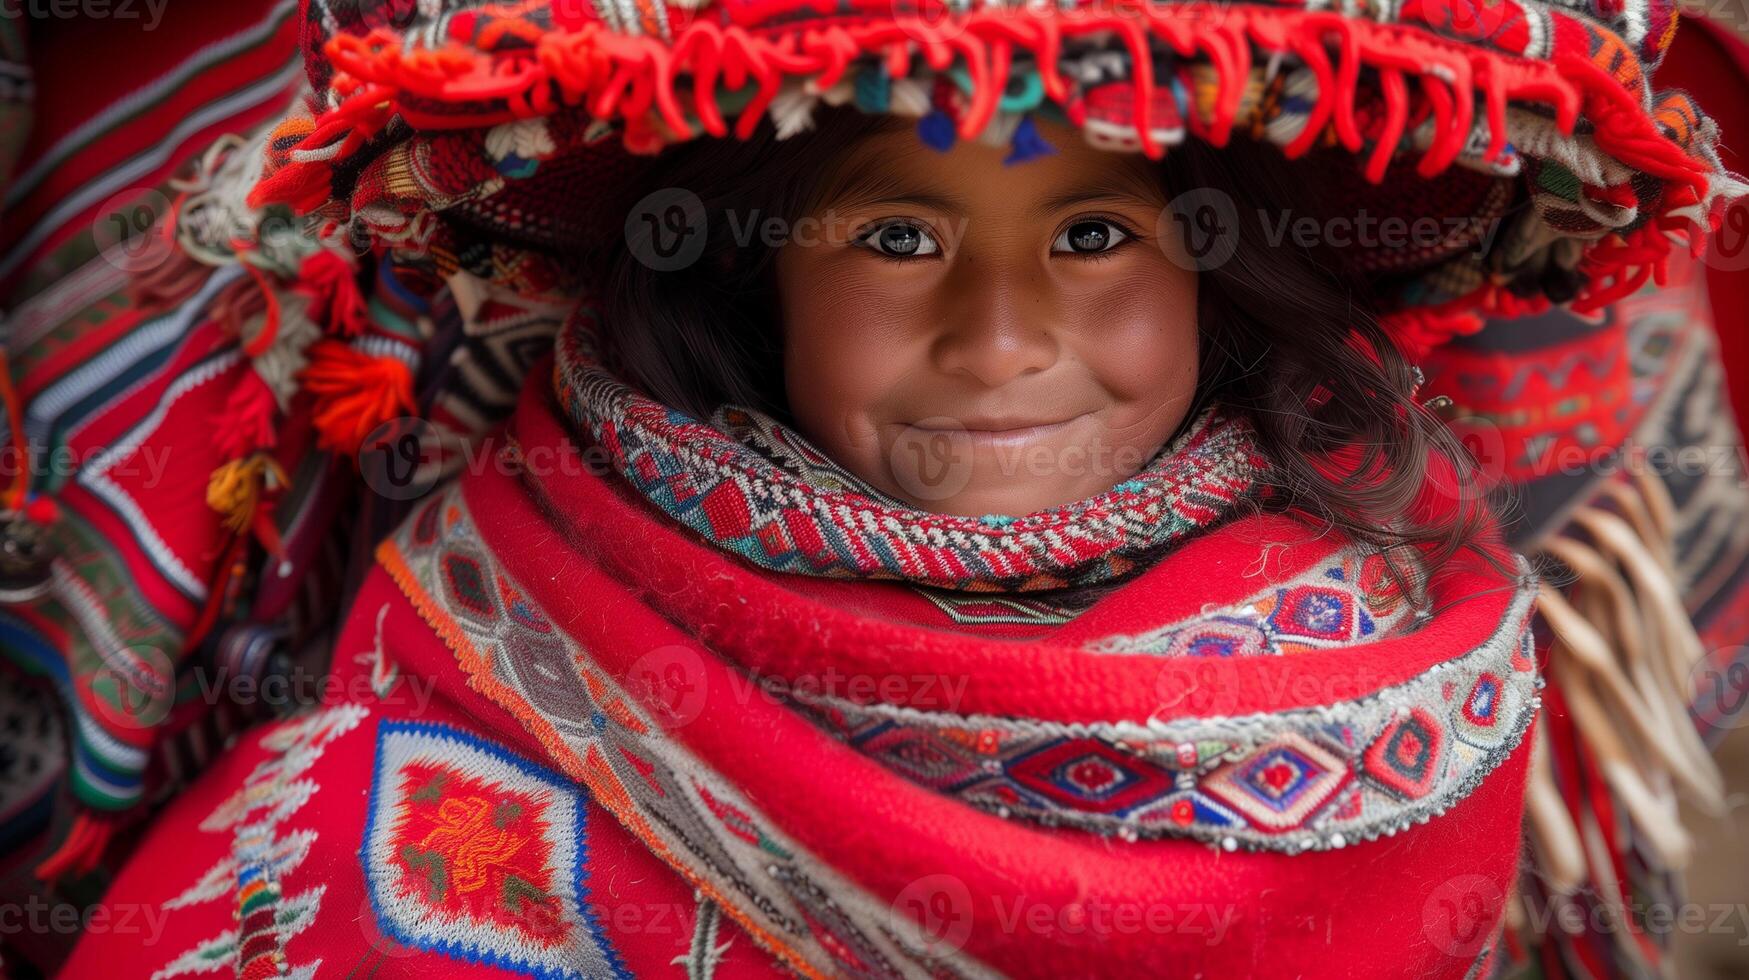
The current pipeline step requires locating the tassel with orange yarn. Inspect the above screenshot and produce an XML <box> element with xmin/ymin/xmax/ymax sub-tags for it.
<box><xmin>190</xmin><ymin>454</ymin><xmax>292</xmax><ymax>651</ymax></box>
<box><xmin>299</xmin><ymin>340</ymin><xmax>416</xmax><ymax>457</ymax></box>
<box><xmin>206</xmin><ymin>454</ymin><xmax>289</xmax><ymax>541</ymax></box>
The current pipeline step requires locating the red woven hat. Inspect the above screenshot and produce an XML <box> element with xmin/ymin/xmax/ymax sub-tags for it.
<box><xmin>248</xmin><ymin>0</ymin><xmax>1744</xmax><ymax>356</ymax></box>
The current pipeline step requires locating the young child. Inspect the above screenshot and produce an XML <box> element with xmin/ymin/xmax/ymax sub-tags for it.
<box><xmin>26</xmin><ymin>0</ymin><xmax>1740</xmax><ymax>976</ymax></box>
<box><xmin>596</xmin><ymin>110</ymin><xmax>1482</xmax><ymax>565</ymax></box>
<box><xmin>66</xmin><ymin>107</ymin><xmax>1538</xmax><ymax>980</ymax></box>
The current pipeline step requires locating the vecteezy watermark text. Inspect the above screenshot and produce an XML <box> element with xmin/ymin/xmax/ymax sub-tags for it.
<box><xmin>0</xmin><ymin>0</ymin><xmax>167</xmax><ymax>29</ymax></box>
<box><xmin>0</xmin><ymin>898</ymin><xmax>170</xmax><ymax>944</ymax></box>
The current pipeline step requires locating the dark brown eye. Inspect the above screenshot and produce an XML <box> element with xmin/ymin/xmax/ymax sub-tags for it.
<box><xmin>857</xmin><ymin>220</ymin><xmax>939</xmax><ymax>258</ymax></box>
<box><xmin>1053</xmin><ymin>219</ymin><xmax>1129</xmax><ymax>254</ymax></box>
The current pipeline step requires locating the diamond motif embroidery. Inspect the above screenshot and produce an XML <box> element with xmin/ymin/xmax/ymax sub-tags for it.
<box><xmin>1453</xmin><ymin>669</ymin><xmax>1524</xmax><ymax>748</ymax></box>
<box><xmin>854</xmin><ymin>724</ymin><xmax>982</xmax><ymax>790</ymax></box>
<box><xmin>362</xmin><ymin>721</ymin><xmax>628</xmax><ymax>979</ymax></box>
<box><xmin>1200</xmin><ymin>733</ymin><xmax>1348</xmax><ymax>830</ymax></box>
<box><xmin>443</xmin><ymin>553</ymin><xmax>494</xmax><ymax>617</ymax></box>
<box><xmin>1362</xmin><ymin>707</ymin><xmax>1446</xmax><ymax>799</ymax></box>
<box><xmin>1006</xmin><ymin>740</ymin><xmax>1176</xmax><ymax>815</ymax></box>
<box><xmin>1268</xmin><ymin>586</ymin><xmax>1354</xmax><ymax>642</ymax></box>
<box><xmin>1462</xmin><ymin>674</ymin><xmax>1502</xmax><ymax>727</ymax></box>
<box><xmin>1162</xmin><ymin>620</ymin><xmax>1271</xmax><ymax>657</ymax></box>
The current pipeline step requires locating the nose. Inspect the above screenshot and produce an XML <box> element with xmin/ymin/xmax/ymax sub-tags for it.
<box><xmin>929</xmin><ymin>271</ymin><xmax>1059</xmax><ymax>387</ymax></box>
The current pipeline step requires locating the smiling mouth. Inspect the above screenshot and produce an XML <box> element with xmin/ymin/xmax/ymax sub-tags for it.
<box><xmin>902</xmin><ymin>412</ymin><xmax>1095</xmax><ymax>445</ymax></box>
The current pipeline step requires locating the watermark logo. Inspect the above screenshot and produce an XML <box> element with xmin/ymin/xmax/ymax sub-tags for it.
<box><xmin>93</xmin><ymin>188</ymin><xmax>173</xmax><ymax>273</ymax></box>
<box><xmin>1160</xmin><ymin>188</ymin><xmax>1239</xmax><ymax>272</ymax></box>
<box><xmin>887</xmin><ymin>418</ymin><xmax>977</xmax><ymax>503</ymax></box>
<box><xmin>88</xmin><ymin>644</ymin><xmax>175</xmax><ymax>731</ymax></box>
<box><xmin>624</xmin><ymin>645</ymin><xmax>709</xmax><ymax>728</ymax></box>
<box><xmin>1692</xmin><ymin>646</ymin><xmax>1749</xmax><ymax>730</ymax></box>
<box><xmin>890</xmin><ymin>874</ymin><xmax>974</xmax><ymax>957</ymax></box>
<box><xmin>1438</xmin><ymin>413</ymin><xmax>1509</xmax><ymax>505</ymax></box>
<box><xmin>1702</xmin><ymin>198</ymin><xmax>1749</xmax><ymax>273</ymax></box>
<box><xmin>891</xmin><ymin>0</ymin><xmax>971</xmax><ymax>43</ymax></box>
<box><xmin>0</xmin><ymin>898</ymin><xmax>170</xmax><ymax>943</ymax></box>
<box><xmin>1421</xmin><ymin>874</ymin><xmax>1505</xmax><ymax>958</ymax></box>
<box><xmin>1154</xmin><ymin>657</ymin><xmax>1238</xmax><ymax>715</ymax></box>
<box><xmin>355</xmin><ymin>896</ymin><xmax>421</xmax><ymax>960</ymax></box>
<box><xmin>626</xmin><ymin>188</ymin><xmax>708</xmax><ymax>272</ymax></box>
<box><xmin>1</xmin><ymin>0</ymin><xmax>168</xmax><ymax>30</ymax></box>
<box><xmin>358</xmin><ymin>417</ymin><xmax>445</xmax><ymax>501</ymax></box>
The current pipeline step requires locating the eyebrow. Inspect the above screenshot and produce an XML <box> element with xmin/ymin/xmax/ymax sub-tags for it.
<box><xmin>1031</xmin><ymin>175</ymin><xmax>1168</xmax><ymax>217</ymax></box>
<box><xmin>813</xmin><ymin>148</ymin><xmax>970</xmax><ymax>214</ymax></box>
<box><xmin>821</xmin><ymin>174</ymin><xmax>1162</xmax><ymax>219</ymax></box>
<box><xmin>810</xmin><ymin>138</ymin><xmax>1168</xmax><ymax>216</ymax></box>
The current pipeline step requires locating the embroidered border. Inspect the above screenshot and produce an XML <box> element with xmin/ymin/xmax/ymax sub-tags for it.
<box><xmin>378</xmin><ymin>487</ymin><xmax>995</xmax><ymax>980</ymax></box>
<box><xmin>791</xmin><ymin>574</ymin><xmax>1539</xmax><ymax>849</ymax></box>
<box><xmin>1086</xmin><ymin>550</ymin><xmax>1420</xmax><ymax>657</ymax></box>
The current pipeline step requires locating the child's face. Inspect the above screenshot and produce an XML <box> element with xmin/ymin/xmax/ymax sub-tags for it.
<box><xmin>774</xmin><ymin>119</ymin><xmax>1200</xmax><ymax>517</ymax></box>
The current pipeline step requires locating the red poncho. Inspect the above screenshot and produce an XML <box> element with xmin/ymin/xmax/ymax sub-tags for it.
<box><xmin>65</xmin><ymin>311</ymin><xmax>1537</xmax><ymax>979</ymax></box>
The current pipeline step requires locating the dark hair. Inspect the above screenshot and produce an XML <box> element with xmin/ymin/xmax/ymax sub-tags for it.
<box><xmin>592</xmin><ymin>108</ymin><xmax>1497</xmax><ymax>586</ymax></box>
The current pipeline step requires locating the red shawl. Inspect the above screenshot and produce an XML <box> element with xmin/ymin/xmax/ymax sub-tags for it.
<box><xmin>63</xmin><ymin>313</ymin><xmax>1538</xmax><ymax>979</ymax></box>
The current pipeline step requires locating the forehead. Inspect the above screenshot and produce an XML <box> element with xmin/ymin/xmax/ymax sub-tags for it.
<box><xmin>812</xmin><ymin>117</ymin><xmax>1169</xmax><ymax>209</ymax></box>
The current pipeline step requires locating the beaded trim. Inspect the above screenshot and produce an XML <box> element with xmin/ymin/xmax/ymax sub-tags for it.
<box><xmin>790</xmin><ymin>568</ymin><xmax>1539</xmax><ymax>849</ymax></box>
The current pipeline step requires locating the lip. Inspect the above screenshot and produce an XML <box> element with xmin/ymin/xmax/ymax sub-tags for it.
<box><xmin>902</xmin><ymin>412</ymin><xmax>1095</xmax><ymax>446</ymax></box>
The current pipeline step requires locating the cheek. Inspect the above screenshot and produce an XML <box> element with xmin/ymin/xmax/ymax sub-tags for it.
<box><xmin>777</xmin><ymin>252</ymin><xmax>923</xmax><ymax>450</ymax></box>
<box><xmin>1077</xmin><ymin>262</ymin><xmax>1201</xmax><ymax>411</ymax></box>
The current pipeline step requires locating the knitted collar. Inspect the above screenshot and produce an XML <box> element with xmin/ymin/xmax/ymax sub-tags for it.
<box><xmin>551</xmin><ymin>308</ymin><xmax>1267</xmax><ymax>592</ymax></box>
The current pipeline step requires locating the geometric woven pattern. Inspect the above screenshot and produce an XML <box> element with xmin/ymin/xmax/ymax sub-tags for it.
<box><xmin>1361</xmin><ymin>708</ymin><xmax>1446</xmax><ymax>800</ymax></box>
<box><xmin>1201</xmin><ymin>733</ymin><xmax>1350</xmax><ymax>831</ymax></box>
<box><xmin>1005</xmin><ymin>740</ymin><xmax>1179</xmax><ymax>816</ymax></box>
<box><xmin>387</xmin><ymin>481</ymin><xmax>1542</xmax><ymax>870</ymax></box>
<box><xmin>1088</xmin><ymin>552</ymin><xmax>1417</xmax><ymax>657</ymax></box>
<box><xmin>150</xmin><ymin>705</ymin><xmax>369</xmax><ymax>980</ymax></box>
<box><xmin>799</xmin><ymin>573</ymin><xmax>1541</xmax><ymax>847</ymax></box>
<box><xmin>361</xmin><ymin>721</ymin><xmax>629</xmax><ymax>980</ymax></box>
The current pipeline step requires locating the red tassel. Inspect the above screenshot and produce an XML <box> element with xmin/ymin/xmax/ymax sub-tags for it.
<box><xmin>1588</xmin><ymin>180</ymin><xmax>1639</xmax><ymax>208</ymax></box>
<box><xmin>295</xmin><ymin>251</ymin><xmax>371</xmax><ymax>337</ymax></box>
<box><xmin>35</xmin><ymin>811</ymin><xmax>120</xmax><ymax>883</ymax></box>
<box><xmin>252</xmin><ymin>506</ymin><xmax>288</xmax><ymax>559</ymax></box>
<box><xmin>1380</xmin><ymin>307</ymin><xmax>1485</xmax><ymax>361</ymax></box>
<box><xmin>214</xmin><ymin>369</ymin><xmax>280</xmax><ymax>460</ymax></box>
<box><xmin>299</xmin><ymin>340</ymin><xmax>416</xmax><ymax>457</ymax></box>
<box><xmin>185</xmin><ymin>530</ymin><xmax>249</xmax><ymax>652</ymax></box>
